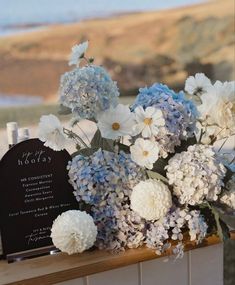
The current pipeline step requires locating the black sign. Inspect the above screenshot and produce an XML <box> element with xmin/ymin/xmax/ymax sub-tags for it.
<box><xmin>0</xmin><ymin>139</ymin><xmax>78</xmax><ymax>257</ymax></box>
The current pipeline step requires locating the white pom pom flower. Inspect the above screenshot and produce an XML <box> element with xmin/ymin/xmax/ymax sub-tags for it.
<box><xmin>38</xmin><ymin>114</ymin><xmax>67</xmax><ymax>151</ymax></box>
<box><xmin>131</xmin><ymin>179</ymin><xmax>172</xmax><ymax>221</ymax></box>
<box><xmin>51</xmin><ymin>210</ymin><xmax>97</xmax><ymax>255</ymax></box>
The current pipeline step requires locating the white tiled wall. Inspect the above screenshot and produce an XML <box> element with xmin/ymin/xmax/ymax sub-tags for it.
<box><xmin>57</xmin><ymin>244</ymin><xmax>223</xmax><ymax>285</ymax></box>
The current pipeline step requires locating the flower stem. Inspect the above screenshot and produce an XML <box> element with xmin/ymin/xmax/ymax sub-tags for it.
<box><xmin>63</xmin><ymin>128</ymin><xmax>89</xmax><ymax>148</ymax></box>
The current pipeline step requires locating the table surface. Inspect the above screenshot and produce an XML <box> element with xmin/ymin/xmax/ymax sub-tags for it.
<box><xmin>1</xmin><ymin>233</ymin><xmax>234</xmax><ymax>285</ymax></box>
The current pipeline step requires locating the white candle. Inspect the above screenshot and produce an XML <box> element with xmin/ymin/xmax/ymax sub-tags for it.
<box><xmin>18</xmin><ymin>128</ymin><xmax>30</xmax><ymax>142</ymax></box>
<box><xmin>6</xmin><ymin>122</ymin><xmax>18</xmax><ymax>148</ymax></box>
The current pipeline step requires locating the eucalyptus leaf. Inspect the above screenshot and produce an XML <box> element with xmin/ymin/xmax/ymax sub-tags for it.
<box><xmin>210</xmin><ymin>205</ymin><xmax>230</xmax><ymax>241</ymax></box>
<box><xmin>146</xmin><ymin>170</ymin><xmax>168</xmax><ymax>184</ymax></box>
<box><xmin>58</xmin><ymin>104</ymin><xmax>72</xmax><ymax>115</ymax></box>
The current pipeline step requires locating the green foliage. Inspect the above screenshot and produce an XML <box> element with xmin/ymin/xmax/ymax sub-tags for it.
<box><xmin>117</xmin><ymin>142</ymin><xmax>130</xmax><ymax>154</ymax></box>
<box><xmin>146</xmin><ymin>170</ymin><xmax>168</xmax><ymax>184</ymax></box>
<box><xmin>224</xmin><ymin>166</ymin><xmax>234</xmax><ymax>185</ymax></box>
<box><xmin>90</xmin><ymin>129</ymin><xmax>114</xmax><ymax>152</ymax></box>
<box><xmin>58</xmin><ymin>104</ymin><xmax>72</xmax><ymax>115</ymax></box>
<box><xmin>208</xmin><ymin>203</ymin><xmax>231</xmax><ymax>241</ymax></box>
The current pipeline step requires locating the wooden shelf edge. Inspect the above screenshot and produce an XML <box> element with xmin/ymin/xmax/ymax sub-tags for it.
<box><xmin>0</xmin><ymin>233</ymin><xmax>234</xmax><ymax>285</ymax></box>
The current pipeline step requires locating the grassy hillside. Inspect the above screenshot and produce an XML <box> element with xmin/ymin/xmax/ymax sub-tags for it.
<box><xmin>0</xmin><ymin>0</ymin><xmax>234</xmax><ymax>100</ymax></box>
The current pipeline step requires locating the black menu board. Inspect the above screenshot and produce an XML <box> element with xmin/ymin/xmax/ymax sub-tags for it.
<box><xmin>0</xmin><ymin>139</ymin><xmax>78</xmax><ymax>258</ymax></box>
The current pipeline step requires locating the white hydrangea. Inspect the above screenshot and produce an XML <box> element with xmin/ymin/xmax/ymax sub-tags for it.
<box><xmin>166</xmin><ymin>144</ymin><xmax>226</xmax><ymax>205</ymax></box>
<box><xmin>51</xmin><ymin>210</ymin><xmax>97</xmax><ymax>255</ymax></box>
<box><xmin>131</xmin><ymin>179</ymin><xmax>172</xmax><ymax>220</ymax></box>
<box><xmin>38</xmin><ymin>114</ymin><xmax>67</xmax><ymax>151</ymax></box>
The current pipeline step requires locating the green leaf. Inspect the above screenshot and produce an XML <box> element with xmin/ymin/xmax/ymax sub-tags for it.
<box><xmin>58</xmin><ymin>104</ymin><xmax>72</xmax><ymax>115</ymax></box>
<box><xmin>118</xmin><ymin>143</ymin><xmax>130</xmax><ymax>154</ymax></box>
<box><xmin>90</xmin><ymin>129</ymin><xmax>102</xmax><ymax>148</ymax></box>
<box><xmin>146</xmin><ymin>170</ymin><xmax>168</xmax><ymax>184</ymax></box>
<box><xmin>90</xmin><ymin>130</ymin><xmax>114</xmax><ymax>152</ymax></box>
<box><xmin>223</xmin><ymin>166</ymin><xmax>234</xmax><ymax>185</ymax></box>
<box><xmin>152</xmin><ymin>157</ymin><xmax>169</xmax><ymax>176</ymax></box>
<box><xmin>218</xmin><ymin>212</ymin><xmax>235</xmax><ymax>229</ymax></box>
<box><xmin>174</xmin><ymin>135</ymin><xmax>197</xmax><ymax>153</ymax></box>
<box><xmin>210</xmin><ymin>205</ymin><xmax>230</xmax><ymax>241</ymax></box>
<box><xmin>72</xmin><ymin>148</ymin><xmax>98</xmax><ymax>157</ymax></box>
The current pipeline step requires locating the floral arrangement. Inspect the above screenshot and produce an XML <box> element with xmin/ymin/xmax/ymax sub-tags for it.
<box><xmin>38</xmin><ymin>41</ymin><xmax>235</xmax><ymax>259</ymax></box>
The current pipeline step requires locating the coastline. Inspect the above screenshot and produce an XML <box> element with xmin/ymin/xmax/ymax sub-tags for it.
<box><xmin>0</xmin><ymin>0</ymin><xmax>233</xmax><ymax>106</ymax></box>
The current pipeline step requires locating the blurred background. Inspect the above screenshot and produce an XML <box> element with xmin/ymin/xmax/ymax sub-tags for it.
<box><xmin>0</xmin><ymin>0</ymin><xmax>234</xmax><ymax>283</ymax></box>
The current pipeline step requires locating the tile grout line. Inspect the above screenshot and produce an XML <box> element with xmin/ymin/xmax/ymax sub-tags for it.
<box><xmin>84</xmin><ymin>276</ymin><xmax>89</xmax><ymax>285</ymax></box>
<box><xmin>138</xmin><ymin>262</ymin><xmax>143</xmax><ymax>285</ymax></box>
<box><xmin>188</xmin><ymin>251</ymin><xmax>192</xmax><ymax>285</ymax></box>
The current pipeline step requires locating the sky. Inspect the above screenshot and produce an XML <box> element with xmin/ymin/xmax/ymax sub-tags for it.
<box><xmin>0</xmin><ymin>0</ymin><xmax>204</xmax><ymax>27</ymax></box>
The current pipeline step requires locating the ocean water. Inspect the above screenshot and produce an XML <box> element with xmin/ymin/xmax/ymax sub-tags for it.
<box><xmin>0</xmin><ymin>95</ymin><xmax>42</xmax><ymax>107</ymax></box>
<box><xmin>0</xmin><ymin>0</ymin><xmax>203</xmax><ymax>36</ymax></box>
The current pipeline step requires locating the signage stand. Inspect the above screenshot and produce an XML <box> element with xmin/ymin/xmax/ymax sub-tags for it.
<box><xmin>6</xmin><ymin>245</ymin><xmax>58</xmax><ymax>263</ymax></box>
<box><xmin>0</xmin><ymin>139</ymin><xmax>78</xmax><ymax>261</ymax></box>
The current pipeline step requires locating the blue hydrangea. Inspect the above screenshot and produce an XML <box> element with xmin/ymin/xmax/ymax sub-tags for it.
<box><xmin>131</xmin><ymin>83</ymin><xmax>198</xmax><ymax>157</ymax></box>
<box><xmin>59</xmin><ymin>65</ymin><xmax>119</xmax><ymax>120</ymax></box>
<box><xmin>67</xmin><ymin>149</ymin><xmax>146</xmax><ymax>251</ymax></box>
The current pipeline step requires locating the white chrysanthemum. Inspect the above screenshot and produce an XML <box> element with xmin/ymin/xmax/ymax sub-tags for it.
<box><xmin>51</xmin><ymin>210</ymin><xmax>97</xmax><ymax>255</ymax></box>
<box><xmin>133</xmin><ymin>106</ymin><xmax>165</xmax><ymax>138</ymax></box>
<box><xmin>69</xmin><ymin>41</ymin><xmax>89</xmax><ymax>67</ymax></box>
<box><xmin>198</xmin><ymin>81</ymin><xmax>235</xmax><ymax>134</ymax></box>
<box><xmin>38</xmin><ymin>114</ymin><xmax>67</xmax><ymax>151</ymax></box>
<box><xmin>185</xmin><ymin>73</ymin><xmax>212</xmax><ymax>96</ymax></box>
<box><xmin>131</xmin><ymin>179</ymin><xmax>172</xmax><ymax>220</ymax></box>
<box><xmin>166</xmin><ymin>144</ymin><xmax>226</xmax><ymax>205</ymax></box>
<box><xmin>97</xmin><ymin>104</ymin><xmax>135</xmax><ymax>139</ymax></box>
<box><xmin>130</xmin><ymin>138</ymin><xmax>159</xmax><ymax>169</ymax></box>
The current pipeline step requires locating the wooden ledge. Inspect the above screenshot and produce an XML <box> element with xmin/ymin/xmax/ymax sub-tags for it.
<box><xmin>0</xmin><ymin>233</ymin><xmax>234</xmax><ymax>285</ymax></box>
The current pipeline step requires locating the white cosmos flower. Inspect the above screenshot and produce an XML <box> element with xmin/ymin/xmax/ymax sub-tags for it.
<box><xmin>131</xmin><ymin>179</ymin><xmax>172</xmax><ymax>220</ymax></box>
<box><xmin>133</xmin><ymin>106</ymin><xmax>165</xmax><ymax>138</ymax></box>
<box><xmin>69</xmin><ymin>41</ymin><xmax>89</xmax><ymax>67</ymax></box>
<box><xmin>198</xmin><ymin>80</ymin><xmax>235</xmax><ymax>133</ymax></box>
<box><xmin>97</xmin><ymin>104</ymin><xmax>135</xmax><ymax>140</ymax></box>
<box><xmin>38</xmin><ymin>114</ymin><xmax>67</xmax><ymax>151</ymax></box>
<box><xmin>185</xmin><ymin>73</ymin><xmax>212</xmax><ymax>96</ymax></box>
<box><xmin>130</xmin><ymin>138</ymin><xmax>159</xmax><ymax>169</ymax></box>
<box><xmin>51</xmin><ymin>210</ymin><xmax>97</xmax><ymax>255</ymax></box>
